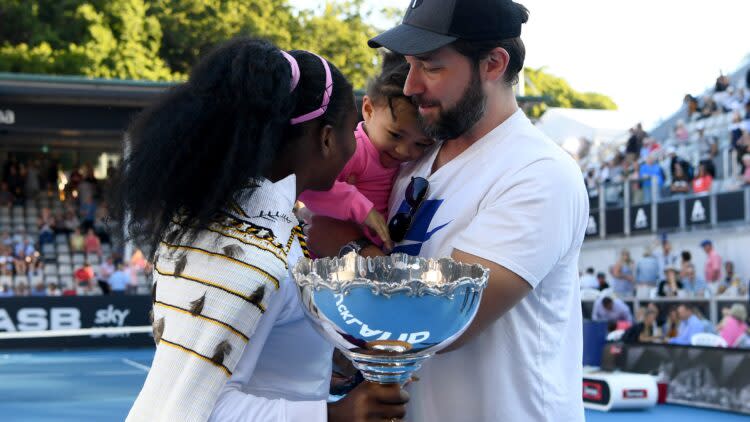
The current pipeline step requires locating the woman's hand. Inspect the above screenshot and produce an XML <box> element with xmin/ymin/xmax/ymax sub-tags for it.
<box><xmin>327</xmin><ymin>381</ymin><xmax>408</xmax><ymax>422</ymax></box>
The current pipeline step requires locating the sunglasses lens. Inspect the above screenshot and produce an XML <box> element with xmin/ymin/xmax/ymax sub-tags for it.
<box><xmin>406</xmin><ymin>177</ymin><xmax>429</xmax><ymax>207</ymax></box>
<box><xmin>388</xmin><ymin>213</ymin><xmax>411</xmax><ymax>242</ymax></box>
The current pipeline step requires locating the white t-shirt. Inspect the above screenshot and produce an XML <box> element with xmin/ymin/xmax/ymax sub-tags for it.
<box><xmin>388</xmin><ymin>109</ymin><xmax>588</xmax><ymax>422</ymax></box>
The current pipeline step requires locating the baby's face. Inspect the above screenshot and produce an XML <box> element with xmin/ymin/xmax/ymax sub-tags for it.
<box><xmin>366</xmin><ymin>97</ymin><xmax>435</xmax><ymax>168</ymax></box>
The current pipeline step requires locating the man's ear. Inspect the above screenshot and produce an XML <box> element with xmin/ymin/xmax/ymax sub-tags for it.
<box><xmin>483</xmin><ymin>47</ymin><xmax>510</xmax><ymax>83</ymax></box>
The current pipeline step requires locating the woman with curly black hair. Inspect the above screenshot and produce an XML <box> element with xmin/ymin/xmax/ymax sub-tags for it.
<box><xmin>122</xmin><ymin>38</ymin><xmax>407</xmax><ymax>422</ymax></box>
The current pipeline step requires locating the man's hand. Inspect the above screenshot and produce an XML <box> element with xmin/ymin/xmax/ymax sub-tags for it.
<box><xmin>327</xmin><ymin>381</ymin><xmax>408</xmax><ymax>422</ymax></box>
<box><xmin>440</xmin><ymin>249</ymin><xmax>532</xmax><ymax>353</ymax></box>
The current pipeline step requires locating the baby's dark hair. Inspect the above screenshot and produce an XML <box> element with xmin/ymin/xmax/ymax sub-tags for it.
<box><xmin>366</xmin><ymin>51</ymin><xmax>412</xmax><ymax>119</ymax></box>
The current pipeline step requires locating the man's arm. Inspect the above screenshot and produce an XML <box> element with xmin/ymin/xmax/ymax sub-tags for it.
<box><xmin>440</xmin><ymin>249</ymin><xmax>531</xmax><ymax>352</ymax></box>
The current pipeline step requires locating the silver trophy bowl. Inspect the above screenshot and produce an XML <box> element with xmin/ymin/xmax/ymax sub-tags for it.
<box><xmin>292</xmin><ymin>253</ymin><xmax>489</xmax><ymax>384</ymax></box>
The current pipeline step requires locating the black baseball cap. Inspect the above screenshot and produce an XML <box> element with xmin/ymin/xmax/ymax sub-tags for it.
<box><xmin>368</xmin><ymin>0</ymin><xmax>527</xmax><ymax>56</ymax></box>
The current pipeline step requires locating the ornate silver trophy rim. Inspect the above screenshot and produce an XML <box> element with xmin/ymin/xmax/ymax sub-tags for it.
<box><xmin>292</xmin><ymin>252</ymin><xmax>489</xmax><ymax>298</ymax></box>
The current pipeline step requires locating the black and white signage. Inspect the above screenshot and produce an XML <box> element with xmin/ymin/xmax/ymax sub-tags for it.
<box><xmin>0</xmin><ymin>295</ymin><xmax>152</xmax><ymax>348</ymax></box>
<box><xmin>0</xmin><ymin>109</ymin><xmax>14</xmax><ymax>125</ymax></box>
<box><xmin>630</xmin><ymin>206</ymin><xmax>651</xmax><ymax>233</ymax></box>
<box><xmin>685</xmin><ymin>197</ymin><xmax>711</xmax><ymax>225</ymax></box>
<box><xmin>586</xmin><ymin>211</ymin><xmax>600</xmax><ymax>237</ymax></box>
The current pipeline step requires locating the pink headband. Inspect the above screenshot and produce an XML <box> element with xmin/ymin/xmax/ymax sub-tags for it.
<box><xmin>281</xmin><ymin>51</ymin><xmax>333</xmax><ymax>125</ymax></box>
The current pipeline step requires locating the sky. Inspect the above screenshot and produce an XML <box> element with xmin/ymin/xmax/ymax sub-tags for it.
<box><xmin>295</xmin><ymin>0</ymin><xmax>750</xmax><ymax>129</ymax></box>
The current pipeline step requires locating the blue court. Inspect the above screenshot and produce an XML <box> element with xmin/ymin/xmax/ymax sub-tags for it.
<box><xmin>0</xmin><ymin>348</ymin><xmax>747</xmax><ymax>421</ymax></box>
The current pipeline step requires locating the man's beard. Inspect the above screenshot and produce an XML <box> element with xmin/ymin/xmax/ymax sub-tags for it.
<box><xmin>414</xmin><ymin>68</ymin><xmax>487</xmax><ymax>141</ymax></box>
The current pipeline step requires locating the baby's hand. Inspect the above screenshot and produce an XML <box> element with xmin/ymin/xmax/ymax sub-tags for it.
<box><xmin>363</xmin><ymin>209</ymin><xmax>393</xmax><ymax>252</ymax></box>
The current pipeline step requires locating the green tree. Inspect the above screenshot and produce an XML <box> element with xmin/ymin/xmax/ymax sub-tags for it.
<box><xmin>0</xmin><ymin>0</ymin><xmax>174</xmax><ymax>80</ymax></box>
<box><xmin>150</xmin><ymin>0</ymin><xmax>295</xmax><ymax>75</ymax></box>
<box><xmin>524</xmin><ymin>67</ymin><xmax>616</xmax><ymax>118</ymax></box>
<box><xmin>0</xmin><ymin>0</ymin><xmax>383</xmax><ymax>87</ymax></box>
<box><xmin>291</xmin><ymin>0</ymin><xmax>379</xmax><ymax>89</ymax></box>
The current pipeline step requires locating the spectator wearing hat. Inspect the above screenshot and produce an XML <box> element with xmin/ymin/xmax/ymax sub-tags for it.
<box><xmin>701</xmin><ymin>240</ymin><xmax>722</xmax><ymax>289</ymax></box>
<box><xmin>719</xmin><ymin>304</ymin><xmax>748</xmax><ymax>347</ymax></box>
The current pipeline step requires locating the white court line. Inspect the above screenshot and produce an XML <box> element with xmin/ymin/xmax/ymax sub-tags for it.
<box><xmin>122</xmin><ymin>358</ymin><xmax>150</xmax><ymax>372</ymax></box>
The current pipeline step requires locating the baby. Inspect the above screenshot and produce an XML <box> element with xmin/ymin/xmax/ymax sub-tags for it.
<box><xmin>299</xmin><ymin>52</ymin><xmax>434</xmax><ymax>251</ymax></box>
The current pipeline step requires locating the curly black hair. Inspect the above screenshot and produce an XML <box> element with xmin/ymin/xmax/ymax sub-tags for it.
<box><xmin>111</xmin><ymin>37</ymin><xmax>353</xmax><ymax>257</ymax></box>
<box><xmin>366</xmin><ymin>51</ymin><xmax>411</xmax><ymax>119</ymax></box>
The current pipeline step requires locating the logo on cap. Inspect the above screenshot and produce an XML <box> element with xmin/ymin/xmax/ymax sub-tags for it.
<box><xmin>411</xmin><ymin>0</ymin><xmax>423</xmax><ymax>9</ymax></box>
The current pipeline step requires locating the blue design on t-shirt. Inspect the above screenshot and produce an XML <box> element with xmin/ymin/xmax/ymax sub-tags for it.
<box><xmin>391</xmin><ymin>199</ymin><xmax>451</xmax><ymax>255</ymax></box>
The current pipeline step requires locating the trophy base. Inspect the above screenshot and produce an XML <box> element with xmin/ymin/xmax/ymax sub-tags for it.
<box><xmin>346</xmin><ymin>350</ymin><xmax>432</xmax><ymax>385</ymax></box>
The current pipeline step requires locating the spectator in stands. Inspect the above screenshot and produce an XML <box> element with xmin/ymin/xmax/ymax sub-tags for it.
<box><xmin>0</xmin><ymin>283</ymin><xmax>13</xmax><ymax>297</ymax></box>
<box><xmin>636</xmin><ymin>246</ymin><xmax>660</xmax><ymax>288</ymax></box>
<box><xmin>681</xmin><ymin>264</ymin><xmax>707</xmax><ymax>297</ymax></box>
<box><xmin>6</xmin><ymin>164</ymin><xmax>24</xmax><ymax>202</ymax></box>
<box><xmin>46</xmin><ymin>283</ymin><xmax>61</xmax><ymax>297</ymax></box>
<box><xmin>683</xmin><ymin>94</ymin><xmax>699</xmax><ymax>119</ymax></box>
<box><xmin>13</xmin><ymin>283</ymin><xmax>27</xmax><ymax>296</ymax></box>
<box><xmin>701</xmin><ymin>240</ymin><xmax>722</xmax><ymax>288</ymax></box>
<box><xmin>663</xmin><ymin>307</ymin><xmax>679</xmax><ymax>340</ymax></box>
<box><xmin>108</xmin><ymin>263</ymin><xmax>130</xmax><ymax>295</ymax></box>
<box><xmin>696</xmin><ymin>125</ymin><xmax>718</xmax><ymax>178</ymax></box>
<box><xmin>0</xmin><ymin>245</ymin><xmax>13</xmax><ymax>276</ymax></box>
<box><xmin>580</xmin><ymin>267</ymin><xmax>598</xmax><ymax>290</ymax></box>
<box><xmin>669</xmin><ymin>304</ymin><xmax>705</xmax><ymax>345</ymax></box>
<box><xmin>13</xmin><ymin>250</ymin><xmax>28</xmax><ymax>276</ymax></box>
<box><xmin>93</xmin><ymin>202</ymin><xmax>111</xmax><ymax>244</ymax></box>
<box><xmin>723</xmin><ymin>261</ymin><xmax>740</xmax><ymax>288</ymax></box>
<box><xmin>37</xmin><ymin>207</ymin><xmax>55</xmax><ymax>246</ymax></box>
<box><xmin>658</xmin><ymin>266</ymin><xmax>683</xmax><ymax>297</ymax></box>
<box><xmin>592</xmin><ymin>295</ymin><xmax>633</xmax><ymax>323</ymax></box>
<box><xmin>692</xmin><ymin>163</ymin><xmax>713</xmax><ymax>193</ymax></box>
<box><xmin>656</xmin><ymin>239</ymin><xmax>678</xmax><ymax>275</ymax></box>
<box><xmin>79</xmin><ymin>196</ymin><xmax>97</xmax><ymax>231</ymax></box>
<box><xmin>62</xmin><ymin>207</ymin><xmax>79</xmax><ymax>234</ymax></box>
<box><xmin>97</xmin><ymin>256</ymin><xmax>115</xmax><ymax>294</ymax></box>
<box><xmin>84</xmin><ymin>228</ymin><xmax>102</xmax><ymax>256</ymax></box>
<box><xmin>30</xmin><ymin>282</ymin><xmax>46</xmax><ymax>297</ymax></box>
<box><xmin>639</xmin><ymin>154</ymin><xmax>663</xmax><ymax>202</ymax></box>
<box><xmin>610</xmin><ymin>249</ymin><xmax>635</xmax><ymax>297</ymax></box>
<box><xmin>69</xmin><ymin>228</ymin><xmax>85</xmax><ymax>253</ymax></box>
<box><xmin>74</xmin><ymin>261</ymin><xmax>95</xmax><ymax>293</ymax></box>
<box><xmin>730</xmin><ymin>112</ymin><xmax>749</xmax><ymax>170</ymax></box>
<box><xmin>625</xmin><ymin>159</ymin><xmax>643</xmax><ymax>204</ymax></box>
<box><xmin>719</xmin><ymin>304</ymin><xmax>748</xmax><ymax>347</ymax></box>
<box><xmin>596</xmin><ymin>272</ymin><xmax>610</xmax><ymax>291</ymax></box>
<box><xmin>715</xmin><ymin>75</ymin><xmax>730</xmax><ymax>93</ymax></box>
<box><xmin>622</xmin><ymin>309</ymin><xmax>661</xmax><ymax>344</ymax></box>
<box><xmin>670</xmin><ymin>161</ymin><xmax>691</xmax><ymax>194</ymax></box>
<box><xmin>14</xmin><ymin>237</ymin><xmax>35</xmax><ymax>260</ymax></box>
<box><xmin>699</xmin><ymin>96</ymin><xmax>718</xmax><ymax>120</ymax></box>
<box><xmin>0</xmin><ymin>182</ymin><xmax>13</xmax><ymax>207</ymax></box>
<box><xmin>625</xmin><ymin>125</ymin><xmax>645</xmax><ymax>161</ymax></box>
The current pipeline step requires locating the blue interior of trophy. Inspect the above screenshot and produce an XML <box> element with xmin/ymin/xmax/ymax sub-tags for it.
<box><xmin>311</xmin><ymin>284</ymin><xmax>480</xmax><ymax>354</ymax></box>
